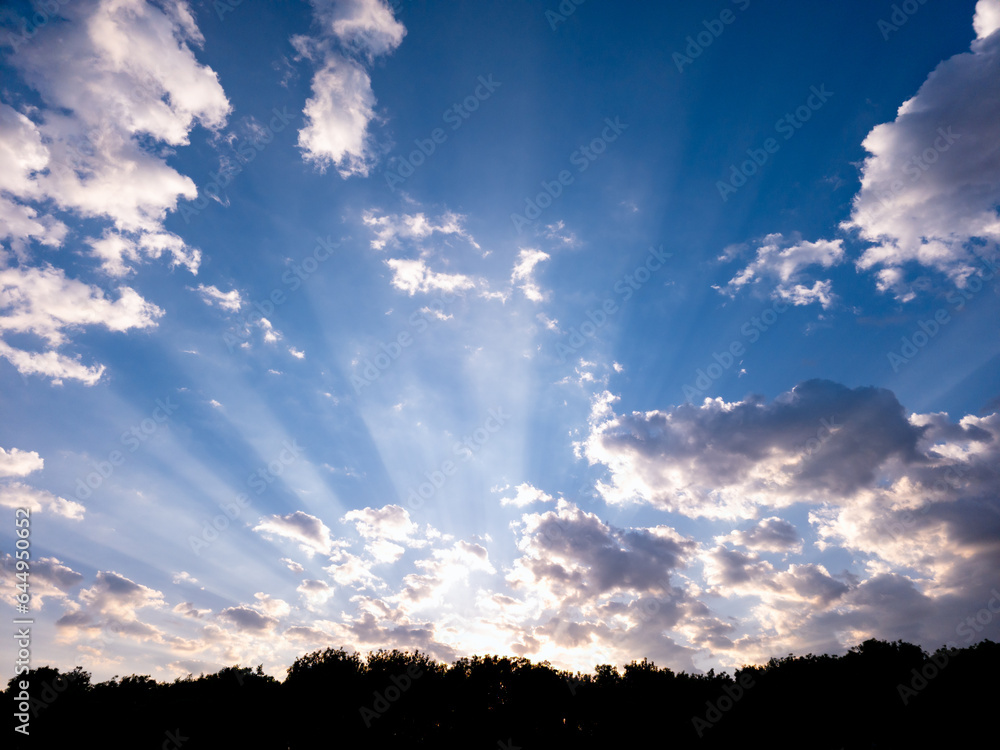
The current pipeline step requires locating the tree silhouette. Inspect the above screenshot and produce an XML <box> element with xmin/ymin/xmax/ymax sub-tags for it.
<box><xmin>5</xmin><ymin>639</ymin><xmax>997</xmax><ymax>749</ymax></box>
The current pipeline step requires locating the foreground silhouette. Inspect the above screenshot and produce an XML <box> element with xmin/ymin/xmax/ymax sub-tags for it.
<box><xmin>6</xmin><ymin>638</ymin><xmax>996</xmax><ymax>748</ymax></box>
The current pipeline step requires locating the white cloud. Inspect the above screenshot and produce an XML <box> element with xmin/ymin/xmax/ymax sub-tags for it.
<box><xmin>537</xmin><ymin>313</ymin><xmax>560</xmax><ymax>332</ymax></box>
<box><xmin>385</xmin><ymin>258</ymin><xmax>479</xmax><ymax>296</ymax></box>
<box><xmin>173</xmin><ymin>601</ymin><xmax>211</xmax><ymax>619</ymax></box>
<box><xmin>296</xmin><ymin>54</ymin><xmax>379</xmax><ymax>176</ymax></box>
<box><xmin>842</xmin><ymin>6</ymin><xmax>1000</xmax><ymax>296</ymax></box>
<box><xmin>575</xmin><ymin>380</ymin><xmax>1000</xmax><ymax>661</ymax></box>
<box><xmin>363</xmin><ymin>211</ymin><xmax>480</xmax><ymax>251</ymax></box>
<box><xmin>193</xmin><ymin>284</ymin><xmax>243</xmax><ymax>312</ymax></box>
<box><xmin>0</xmin><ymin>265</ymin><xmax>164</xmax><ymax>347</ymax></box>
<box><xmin>0</xmin><ymin>105</ymin><xmax>67</xmax><ymax>256</ymax></box>
<box><xmin>253</xmin><ymin>592</ymin><xmax>291</xmax><ymax>618</ymax></box>
<box><xmin>543</xmin><ymin>221</ymin><xmax>577</xmax><ymax>246</ymax></box>
<box><xmin>581</xmin><ymin>380</ymin><xmax>931</xmax><ymax>518</ymax></box>
<box><xmin>1</xmin><ymin>554</ymin><xmax>83</xmax><ymax>608</ymax></box>
<box><xmin>8</xmin><ymin>0</ymin><xmax>229</xmax><ymax>240</ymax></box>
<box><xmin>0</xmin><ymin>0</ymin><xmax>230</xmax><ymax>383</ymax></box>
<box><xmin>325</xmin><ymin>549</ymin><xmax>382</xmax><ymax>588</ymax></box>
<box><xmin>343</xmin><ymin>504</ymin><xmax>419</xmax><ymax>541</ymax></box>
<box><xmin>0</xmin><ymin>481</ymin><xmax>86</xmax><ymax>520</ymax></box>
<box><xmin>0</xmin><ymin>446</ymin><xmax>44</xmax><ymax>477</ymax></box>
<box><xmin>507</xmin><ymin>499</ymin><xmax>693</xmax><ymax>607</ymax></box>
<box><xmin>0</xmin><ymin>339</ymin><xmax>105</xmax><ymax>386</ymax></box>
<box><xmin>88</xmin><ymin>230</ymin><xmax>200</xmax><ymax>278</ymax></box>
<box><xmin>309</xmin><ymin>0</ymin><xmax>406</xmax><ymax>57</ymax></box>
<box><xmin>217</xmin><ymin>605</ymin><xmax>278</xmax><ymax>633</ymax></box>
<box><xmin>341</xmin><ymin>504</ymin><xmax>429</xmax><ymax>564</ymax></box>
<box><xmin>397</xmin><ymin>539</ymin><xmax>496</xmax><ymax>608</ymax></box>
<box><xmin>57</xmin><ymin>570</ymin><xmax>167</xmax><ymax>643</ymax></box>
<box><xmin>297</xmin><ymin>578</ymin><xmax>335</xmax><ymax>609</ymax></box>
<box><xmin>720</xmin><ymin>235</ymin><xmax>844</xmax><ymax>308</ymax></box>
<box><xmin>254</xmin><ymin>510</ymin><xmax>337</xmax><ymax>556</ymax></box>
<box><xmin>0</xmin><ymin>264</ymin><xmax>164</xmax><ymax>384</ymax></box>
<box><xmin>511</xmin><ymin>249</ymin><xmax>550</xmax><ymax>302</ymax></box>
<box><xmin>500</xmin><ymin>482</ymin><xmax>555</xmax><ymax>508</ymax></box>
<box><xmin>718</xmin><ymin>517</ymin><xmax>804</xmax><ymax>554</ymax></box>
<box><xmin>367</xmin><ymin>538</ymin><xmax>406</xmax><ymax>564</ymax></box>
<box><xmin>288</xmin><ymin>346</ymin><xmax>305</xmax><ymax>359</ymax></box>
<box><xmin>295</xmin><ymin>0</ymin><xmax>405</xmax><ymax>175</ymax></box>
<box><xmin>774</xmin><ymin>279</ymin><xmax>836</xmax><ymax>308</ymax></box>
<box><xmin>974</xmin><ymin>0</ymin><xmax>1000</xmax><ymax>41</ymax></box>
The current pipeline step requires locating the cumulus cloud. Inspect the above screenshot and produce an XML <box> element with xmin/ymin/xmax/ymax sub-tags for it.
<box><xmin>360</xmin><ymin>210</ymin><xmax>487</xmax><ymax>296</ymax></box>
<box><xmin>341</xmin><ymin>504</ymin><xmax>425</xmax><ymax>559</ymax></box>
<box><xmin>703</xmin><ymin>547</ymin><xmax>848</xmax><ymax>605</ymax></box>
<box><xmin>342</xmin><ymin>504</ymin><xmax>416</xmax><ymax>539</ymax></box>
<box><xmin>0</xmin><ymin>104</ymin><xmax>67</xmax><ymax>255</ymax></box>
<box><xmin>0</xmin><ymin>264</ymin><xmax>164</xmax><ymax>384</ymax></box>
<box><xmin>841</xmin><ymin>4</ymin><xmax>1000</xmax><ymax>296</ymax></box>
<box><xmin>974</xmin><ymin>0</ymin><xmax>1000</xmax><ymax>39</ymax></box>
<box><xmin>253</xmin><ymin>592</ymin><xmax>291</xmax><ymax>618</ymax></box>
<box><xmin>318</xmin><ymin>595</ymin><xmax>458</xmax><ymax>664</ymax></box>
<box><xmin>385</xmin><ymin>258</ymin><xmax>479</xmax><ymax>296</ymax></box>
<box><xmin>0</xmin><ymin>265</ymin><xmax>164</xmax><ymax>346</ymax></box>
<box><xmin>0</xmin><ymin>0</ymin><xmax>229</xmax><ymax>383</ymax></box>
<box><xmin>719</xmin><ymin>234</ymin><xmax>844</xmax><ymax>308</ymax></box>
<box><xmin>309</xmin><ymin>0</ymin><xmax>406</xmax><ymax>57</ymax></box>
<box><xmin>7</xmin><ymin>0</ymin><xmax>228</xmax><ymax>240</ymax></box>
<box><xmin>581</xmin><ymin>380</ymin><xmax>924</xmax><ymax>518</ymax></box>
<box><xmin>718</xmin><ymin>516</ymin><xmax>804</xmax><ymax>553</ymax></box>
<box><xmin>77</xmin><ymin>571</ymin><xmax>165</xmax><ymax>616</ymax></box>
<box><xmin>296</xmin><ymin>55</ymin><xmax>379</xmax><ymax>176</ymax></box>
<box><xmin>0</xmin><ymin>339</ymin><xmax>103</xmax><ymax>386</ymax></box>
<box><xmin>325</xmin><ymin>549</ymin><xmax>383</xmax><ymax>588</ymax></box>
<box><xmin>2</xmin><ymin>554</ymin><xmax>83</xmax><ymax>608</ymax></box>
<box><xmin>172</xmin><ymin>601</ymin><xmax>211</xmax><ymax>619</ymax></box>
<box><xmin>0</xmin><ymin>481</ymin><xmax>86</xmax><ymax>520</ymax></box>
<box><xmin>574</xmin><ymin>379</ymin><xmax>1000</xmax><ymax>663</ymax></box>
<box><xmin>0</xmin><ymin>446</ymin><xmax>43</xmax><ymax>477</ymax></box>
<box><xmin>499</xmin><ymin>483</ymin><xmax>556</xmax><ymax>508</ymax></box>
<box><xmin>297</xmin><ymin>578</ymin><xmax>335</xmax><ymax>609</ymax></box>
<box><xmin>254</xmin><ymin>511</ymin><xmax>337</xmax><ymax>556</ymax></box>
<box><xmin>397</xmin><ymin>540</ymin><xmax>496</xmax><ymax>608</ymax></box>
<box><xmin>87</xmin><ymin>230</ymin><xmax>200</xmax><ymax>279</ymax></box>
<box><xmin>487</xmin><ymin>499</ymin><xmax>719</xmax><ymax>671</ymax></box>
<box><xmin>295</xmin><ymin>0</ymin><xmax>405</xmax><ymax>175</ymax></box>
<box><xmin>507</xmin><ymin>499</ymin><xmax>694</xmax><ymax>606</ymax></box>
<box><xmin>55</xmin><ymin>570</ymin><xmax>182</xmax><ymax>648</ymax></box>
<box><xmin>217</xmin><ymin>605</ymin><xmax>279</xmax><ymax>633</ymax></box>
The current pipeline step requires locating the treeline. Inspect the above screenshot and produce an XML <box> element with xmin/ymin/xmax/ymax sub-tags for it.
<box><xmin>6</xmin><ymin>639</ymin><xmax>997</xmax><ymax>748</ymax></box>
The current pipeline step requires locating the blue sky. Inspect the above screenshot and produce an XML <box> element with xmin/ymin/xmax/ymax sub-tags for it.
<box><xmin>1</xmin><ymin>0</ymin><xmax>999</xmax><ymax>682</ymax></box>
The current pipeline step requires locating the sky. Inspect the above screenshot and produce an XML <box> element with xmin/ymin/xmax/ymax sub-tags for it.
<box><xmin>1</xmin><ymin>0</ymin><xmax>999</xmax><ymax>683</ymax></box>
